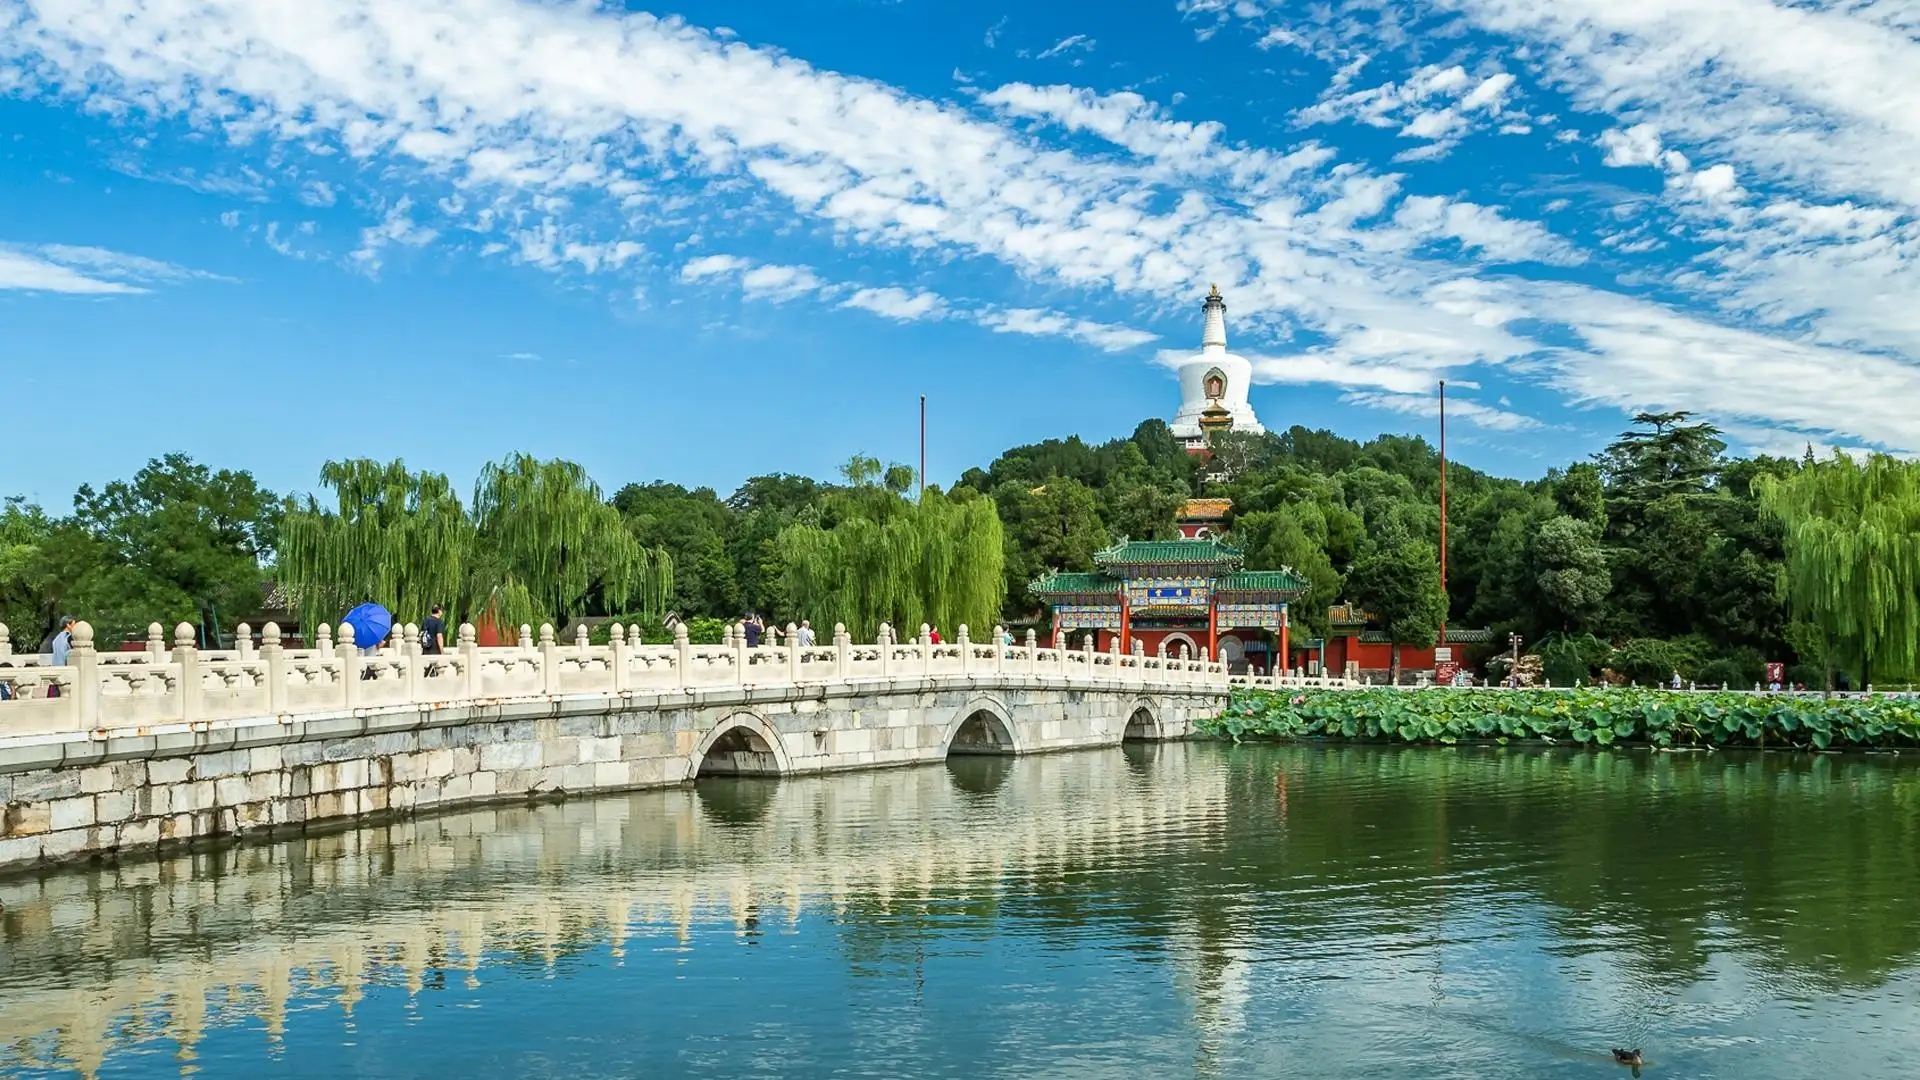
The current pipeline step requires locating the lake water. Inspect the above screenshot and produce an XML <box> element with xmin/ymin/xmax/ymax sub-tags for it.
<box><xmin>3</xmin><ymin>742</ymin><xmax>1918</xmax><ymax>1078</ymax></box>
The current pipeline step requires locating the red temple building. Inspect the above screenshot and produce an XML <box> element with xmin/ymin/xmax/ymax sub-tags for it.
<box><xmin>1030</xmin><ymin>501</ymin><xmax>1308</xmax><ymax>674</ymax></box>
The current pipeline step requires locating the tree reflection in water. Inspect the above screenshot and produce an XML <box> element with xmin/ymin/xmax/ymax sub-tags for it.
<box><xmin>0</xmin><ymin>743</ymin><xmax>1915</xmax><ymax>1078</ymax></box>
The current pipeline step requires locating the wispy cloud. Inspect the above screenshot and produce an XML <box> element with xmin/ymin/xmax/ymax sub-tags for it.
<box><xmin>0</xmin><ymin>242</ymin><xmax>222</xmax><ymax>294</ymax></box>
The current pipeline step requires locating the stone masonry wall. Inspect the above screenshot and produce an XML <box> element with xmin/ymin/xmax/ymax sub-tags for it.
<box><xmin>0</xmin><ymin>678</ymin><xmax>1222</xmax><ymax>875</ymax></box>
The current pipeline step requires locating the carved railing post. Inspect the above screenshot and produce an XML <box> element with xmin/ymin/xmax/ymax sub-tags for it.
<box><xmin>403</xmin><ymin>623</ymin><xmax>422</xmax><ymax>702</ymax></box>
<box><xmin>877</xmin><ymin>623</ymin><xmax>892</xmax><ymax>679</ymax></box>
<box><xmin>1108</xmin><ymin>633</ymin><xmax>1120</xmax><ymax>678</ymax></box>
<box><xmin>460</xmin><ymin>623</ymin><xmax>481</xmax><ymax>699</ymax></box>
<box><xmin>787</xmin><ymin>623</ymin><xmax>801</xmax><ymax>683</ymax></box>
<box><xmin>177</xmin><ymin>622</ymin><xmax>203</xmax><ymax>722</ymax></box>
<box><xmin>147</xmin><ymin>621</ymin><xmax>167</xmax><ymax>662</ymax></box>
<box><xmin>72</xmin><ymin>621</ymin><xmax>99</xmax><ymax>731</ymax></box>
<box><xmin>0</xmin><ymin>621</ymin><xmax>10</xmax><ymax>659</ymax></box>
<box><xmin>1082</xmin><ymin>635</ymin><xmax>1095</xmax><ymax>679</ymax></box>
<box><xmin>610</xmin><ymin>623</ymin><xmax>631</xmax><ymax>693</ymax></box>
<box><xmin>993</xmin><ymin>625</ymin><xmax>1005</xmax><ymax>675</ymax></box>
<box><xmin>236</xmin><ymin>622</ymin><xmax>255</xmax><ymax>660</ymax></box>
<box><xmin>519</xmin><ymin>624</ymin><xmax>535</xmax><ymax>653</ymax></box>
<box><xmin>920</xmin><ymin>624</ymin><xmax>933</xmax><ymax>678</ymax></box>
<box><xmin>958</xmin><ymin>624</ymin><xmax>972</xmax><ymax>676</ymax></box>
<box><xmin>316</xmin><ymin>622</ymin><xmax>334</xmax><ymax>660</ymax></box>
<box><xmin>674</xmin><ymin>621</ymin><xmax>691</xmax><ymax>690</ymax></box>
<box><xmin>339</xmin><ymin>622</ymin><xmax>360</xmax><ymax>711</ymax></box>
<box><xmin>1132</xmin><ymin>639</ymin><xmax>1144</xmax><ymax>683</ymax></box>
<box><xmin>262</xmin><ymin>622</ymin><xmax>287</xmax><ymax>715</ymax></box>
<box><xmin>1025</xmin><ymin>629</ymin><xmax>1038</xmax><ymax>677</ymax></box>
<box><xmin>733</xmin><ymin>622</ymin><xmax>748</xmax><ymax>686</ymax></box>
<box><xmin>539</xmin><ymin>624</ymin><xmax>558</xmax><ymax>695</ymax></box>
<box><xmin>834</xmin><ymin>623</ymin><xmax>850</xmax><ymax>679</ymax></box>
<box><xmin>1059</xmin><ymin>632</ymin><xmax>1070</xmax><ymax>678</ymax></box>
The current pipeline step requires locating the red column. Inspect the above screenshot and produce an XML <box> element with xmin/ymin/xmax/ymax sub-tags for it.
<box><xmin>1120</xmin><ymin>593</ymin><xmax>1131</xmax><ymax>655</ymax></box>
<box><xmin>1206</xmin><ymin>598</ymin><xmax>1218</xmax><ymax>659</ymax></box>
<box><xmin>1279</xmin><ymin>607</ymin><xmax>1290</xmax><ymax>675</ymax></box>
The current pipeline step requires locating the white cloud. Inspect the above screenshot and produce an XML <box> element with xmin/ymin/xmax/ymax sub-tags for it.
<box><xmin>1342</xmin><ymin>390</ymin><xmax>1540</xmax><ymax>432</ymax></box>
<box><xmin>1034</xmin><ymin>34</ymin><xmax>1097</xmax><ymax>61</ymax></box>
<box><xmin>841</xmin><ymin>286</ymin><xmax>945</xmax><ymax>321</ymax></box>
<box><xmin>983</xmin><ymin>308</ymin><xmax>1155</xmax><ymax>351</ymax></box>
<box><xmin>6</xmin><ymin>0</ymin><xmax>1920</xmax><ymax>450</ymax></box>
<box><xmin>0</xmin><ymin>242</ymin><xmax>219</xmax><ymax>293</ymax></box>
<box><xmin>350</xmin><ymin>197</ymin><xmax>436</xmax><ymax>275</ymax></box>
<box><xmin>680</xmin><ymin>254</ymin><xmax>752</xmax><ymax>282</ymax></box>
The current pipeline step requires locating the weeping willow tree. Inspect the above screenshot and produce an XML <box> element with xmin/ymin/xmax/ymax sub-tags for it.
<box><xmin>468</xmin><ymin>453</ymin><xmax>671</xmax><ymax>630</ymax></box>
<box><xmin>278</xmin><ymin>460</ymin><xmax>471</xmax><ymax>640</ymax></box>
<box><xmin>780</xmin><ymin>488</ymin><xmax>1004</xmax><ymax>639</ymax></box>
<box><xmin>1758</xmin><ymin>453</ymin><xmax>1920</xmax><ymax>688</ymax></box>
<box><xmin>276</xmin><ymin>455</ymin><xmax>670</xmax><ymax>638</ymax></box>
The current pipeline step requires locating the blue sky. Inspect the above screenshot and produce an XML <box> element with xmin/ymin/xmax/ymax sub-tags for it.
<box><xmin>3</xmin><ymin>0</ymin><xmax>1917</xmax><ymax>505</ymax></box>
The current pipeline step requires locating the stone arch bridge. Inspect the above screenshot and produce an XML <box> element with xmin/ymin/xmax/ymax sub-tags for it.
<box><xmin>0</xmin><ymin>618</ymin><xmax>1350</xmax><ymax>874</ymax></box>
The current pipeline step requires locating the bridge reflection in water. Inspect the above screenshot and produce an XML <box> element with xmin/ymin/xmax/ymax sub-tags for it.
<box><xmin>0</xmin><ymin>743</ymin><xmax>1237</xmax><ymax>1077</ymax></box>
<box><xmin>5</xmin><ymin>744</ymin><xmax>1920</xmax><ymax>1079</ymax></box>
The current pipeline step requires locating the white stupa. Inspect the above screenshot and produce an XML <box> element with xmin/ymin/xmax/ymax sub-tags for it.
<box><xmin>1170</xmin><ymin>285</ymin><xmax>1264</xmax><ymax>446</ymax></box>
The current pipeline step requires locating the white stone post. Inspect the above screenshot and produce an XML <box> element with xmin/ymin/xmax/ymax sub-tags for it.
<box><xmin>316</xmin><ymin>622</ymin><xmax>334</xmax><ymax>660</ymax></box>
<box><xmin>1132</xmin><ymin>639</ymin><xmax>1144</xmax><ymax>683</ymax></box>
<box><xmin>674</xmin><ymin>621</ymin><xmax>691</xmax><ymax>690</ymax></box>
<box><xmin>403</xmin><ymin>623</ymin><xmax>422</xmax><ymax>702</ymax></box>
<box><xmin>236</xmin><ymin>622</ymin><xmax>255</xmax><ymax>660</ymax></box>
<box><xmin>787</xmin><ymin>622</ymin><xmax>801</xmax><ymax>683</ymax></box>
<box><xmin>262</xmin><ymin>622</ymin><xmax>288</xmax><ymax>716</ymax></box>
<box><xmin>733</xmin><ymin>622</ymin><xmax>748</xmax><ymax>686</ymax></box>
<box><xmin>1082</xmin><ymin>635</ymin><xmax>1095</xmax><ymax>679</ymax></box>
<box><xmin>0</xmin><ymin>621</ymin><xmax>10</xmax><ymax>659</ymax></box>
<box><xmin>958</xmin><ymin>624</ymin><xmax>973</xmax><ymax>677</ymax></box>
<box><xmin>1058</xmin><ymin>632</ymin><xmax>1070</xmax><ymax>678</ymax></box>
<box><xmin>993</xmin><ymin>625</ymin><xmax>1006</xmax><ymax>675</ymax></box>
<box><xmin>338</xmin><ymin>622</ymin><xmax>360</xmax><ymax>711</ymax></box>
<box><xmin>460</xmin><ymin>623</ymin><xmax>481</xmax><ymax>699</ymax></box>
<box><xmin>610</xmin><ymin>622</ymin><xmax>631</xmax><ymax>693</ymax></box>
<box><xmin>72</xmin><ymin>621</ymin><xmax>100</xmax><ymax>731</ymax></box>
<box><xmin>539</xmin><ymin>624</ymin><xmax>558</xmax><ymax>695</ymax></box>
<box><xmin>177</xmin><ymin>622</ymin><xmax>203</xmax><ymax>722</ymax></box>
<box><xmin>834</xmin><ymin>623</ymin><xmax>850</xmax><ymax>679</ymax></box>
<box><xmin>1025</xmin><ymin>629</ymin><xmax>1038</xmax><ymax>677</ymax></box>
<box><xmin>1108</xmin><ymin>633</ymin><xmax>1120</xmax><ymax>678</ymax></box>
<box><xmin>878</xmin><ymin>623</ymin><xmax>893</xmax><ymax>679</ymax></box>
<box><xmin>920</xmin><ymin>624</ymin><xmax>933</xmax><ymax>677</ymax></box>
<box><xmin>143</xmin><ymin>621</ymin><xmax>165</xmax><ymax>662</ymax></box>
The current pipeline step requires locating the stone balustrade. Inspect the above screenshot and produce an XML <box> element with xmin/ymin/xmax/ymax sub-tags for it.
<box><xmin>0</xmin><ymin>617</ymin><xmax>1354</xmax><ymax>741</ymax></box>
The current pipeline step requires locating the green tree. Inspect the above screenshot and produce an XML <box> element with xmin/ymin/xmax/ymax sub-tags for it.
<box><xmin>1345</xmin><ymin>523</ymin><xmax>1446</xmax><ymax>684</ymax></box>
<box><xmin>1531</xmin><ymin>515</ymin><xmax>1610</xmax><ymax>633</ymax></box>
<box><xmin>988</xmin><ymin>477</ymin><xmax>1106</xmax><ymax>619</ymax></box>
<box><xmin>64</xmin><ymin>454</ymin><xmax>278</xmax><ymax>643</ymax></box>
<box><xmin>612</xmin><ymin>482</ymin><xmax>739</xmax><ymax>618</ymax></box>
<box><xmin>1758</xmin><ymin>453</ymin><xmax>1920</xmax><ymax>688</ymax></box>
<box><xmin>1230</xmin><ymin>506</ymin><xmax>1341</xmax><ymax>639</ymax></box>
<box><xmin>779</xmin><ymin>487</ymin><xmax>1005</xmax><ymax>638</ymax></box>
<box><xmin>467</xmin><ymin>454</ymin><xmax>672</xmax><ymax>630</ymax></box>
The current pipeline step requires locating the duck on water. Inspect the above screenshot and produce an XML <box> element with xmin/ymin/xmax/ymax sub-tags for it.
<box><xmin>1612</xmin><ymin>1048</ymin><xmax>1646</xmax><ymax>1076</ymax></box>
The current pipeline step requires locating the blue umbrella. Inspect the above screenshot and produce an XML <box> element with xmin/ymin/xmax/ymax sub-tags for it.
<box><xmin>343</xmin><ymin>602</ymin><xmax>393</xmax><ymax>650</ymax></box>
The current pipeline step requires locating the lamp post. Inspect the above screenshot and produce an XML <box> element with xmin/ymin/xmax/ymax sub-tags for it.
<box><xmin>1507</xmin><ymin>632</ymin><xmax>1523</xmax><ymax>687</ymax></box>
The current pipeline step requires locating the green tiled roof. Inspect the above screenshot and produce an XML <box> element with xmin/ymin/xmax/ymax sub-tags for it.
<box><xmin>1094</xmin><ymin>538</ymin><xmax>1243</xmax><ymax>569</ymax></box>
<box><xmin>1029</xmin><ymin>571</ymin><xmax>1120</xmax><ymax>596</ymax></box>
<box><xmin>1357</xmin><ymin>628</ymin><xmax>1494</xmax><ymax>644</ymax></box>
<box><xmin>1217</xmin><ymin>570</ymin><xmax>1311</xmax><ymax>595</ymax></box>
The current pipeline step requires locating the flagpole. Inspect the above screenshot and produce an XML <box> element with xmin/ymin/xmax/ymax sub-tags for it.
<box><xmin>1438</xmin><ymin>379</ymin><xmax>1448</xmax><ymax>643</ymax></box>
<box><xmin>919</xmin><ymin>394</ymin><xmax>927</xmax><ymax>504</ymax></box>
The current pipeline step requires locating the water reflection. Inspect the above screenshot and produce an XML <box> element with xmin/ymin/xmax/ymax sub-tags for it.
<box><xmin>0</xmin><ymin>744</ymin><xmax>1917</xmax><ymax>1079</ymax></box>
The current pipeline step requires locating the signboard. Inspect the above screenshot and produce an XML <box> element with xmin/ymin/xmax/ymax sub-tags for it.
<box><xmin>1434</xmin><ymin>647</ymin><xmax>1453</xmax><ymax>663</ymax></box>
<box><xmin>1436</xmin><ymin>661</ymin><xmax>1461</xmax><ymax>685</ymax></box>
<box><xmin>1126</xmin><ymin>578</ymin><xmax>1209</xmax><ymax>609</ymax></box>
<box><xmin>1056</xmin><ymin>605</ymin><xmax>1122</xmax><ymax>630</ymax></box>
<box><xmin>1765</xmin><ymin>662</ymin><xmax>1784</xmax><ymax>686</ymax></box>
<box><xmin>1215</xmin><ymin>603</ymin><xmax>1286</xmax><ymax>631</ymax></box>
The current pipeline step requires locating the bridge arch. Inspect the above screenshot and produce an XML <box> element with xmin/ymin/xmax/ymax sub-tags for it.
<box><xmin>944</xmin><ymin>695</ymin><xmax>1020</xmax><ymax>757</ymax></box>
<box><xmin>692</xmin><ymin>711</ymin><xmax>791</xmax><ymax>778</ymax></box>
<box><xmin>1123</xmin><ymin>698</ymin><xmax>1162</xmax><ymax>741</ymax></box>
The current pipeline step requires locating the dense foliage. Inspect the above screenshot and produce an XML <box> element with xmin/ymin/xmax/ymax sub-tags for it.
<box><xmin>1209</xmin><ymin>687</ymin><xmax>1920</xmax><ymax>750</ymax></box>
<box><xmin>7</xmin><ymin>410</ymin><xmax>1919</xmax><ymax>682</ymax></box>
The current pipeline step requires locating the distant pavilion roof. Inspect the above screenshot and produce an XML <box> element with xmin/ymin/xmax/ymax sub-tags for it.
<box><xmin>1094</xmin><ymin>538</ymin><xmax>1243</xmax><ymax>571</ymax></box>
<box><xmin>1218</xmin><ymin>570</ymin><xmax>1310</xmax><ymax>595</ymax></box>
<box><xmin>1029</xmin><ymin>572</ymin><xmax>1118</xmax><ymax>598</ymax></box>
<box><xmin>1179</xmin><ymin>497</ymin><xmax>1233</xmax><ymax>521</ymax></box>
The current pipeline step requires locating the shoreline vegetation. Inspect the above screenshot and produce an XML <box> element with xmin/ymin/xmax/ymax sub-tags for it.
<box><xmin>1207</xmin><ymin>687</ymin><xmax>1920</xmax><ymax>751</ymax></box>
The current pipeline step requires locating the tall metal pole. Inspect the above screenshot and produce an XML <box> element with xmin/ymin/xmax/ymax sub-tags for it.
<box><xmin>1438</xmin><ymin>380</ymin><xmax>1448</xmax><ymax>642</ymax></box>
<box><xmin>919</xmin><ymin>394</ymin><xmax>927</xmax><ymax>504</ymax></box>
